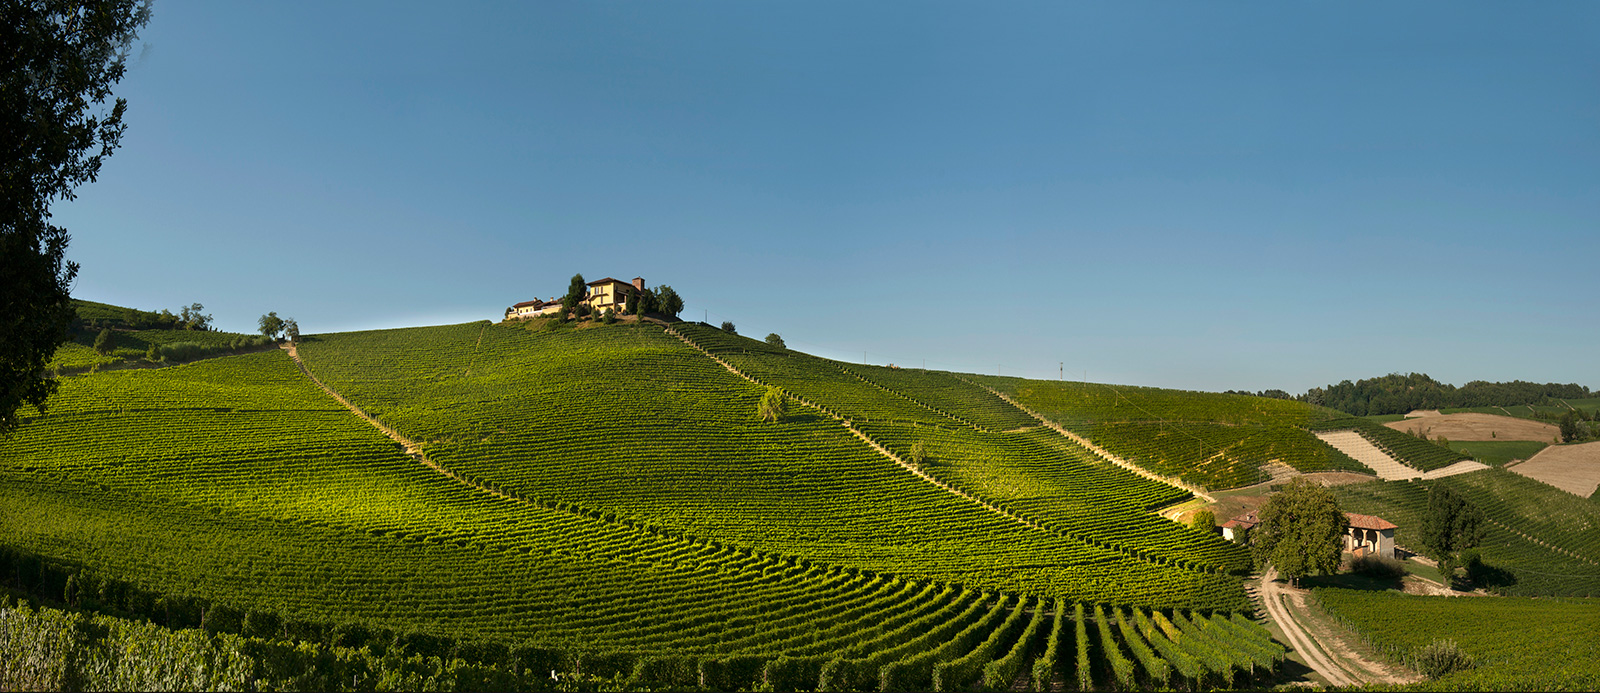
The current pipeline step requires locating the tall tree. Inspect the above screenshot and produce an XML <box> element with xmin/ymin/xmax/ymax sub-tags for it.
<box><xmin>1420</xmin><ymin>486</ymin><xmax>1484</xmax><ymax>589</ymax></box>
<box><xmin>1251</xmin><ymin>476</ymin><xmax>1345</xmax><ymax>587</ymax></box>
<box><xmin>1</xmin><ymin>0</ymin><xmax>150</xmax><ymax>435</ymax></box>
<box><xmin>283</xmin><ymin>318</ymin><xmax>300</xmax><ymax>344</ymax></box>
<box><xmin>656</xmin><ymin>285</ymin><xmax>683</xmax><ymax>318</ymax></box>
<box><xmin>565</xmin><ymin>273</ymin><xmax>587</xmax><ymax>304</ymax></box>
<box><xmin>258</xmin><ymin>312</ymin><xmax>284</xmax><ymax>339</ymax></box>
<box><xmin>92</xmin><ymin>327</ymin><xmax>112</xmax><ymax>355</ymax></box>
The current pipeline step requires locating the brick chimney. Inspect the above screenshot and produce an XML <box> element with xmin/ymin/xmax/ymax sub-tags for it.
<box><xmin>632</xmin><ymin>277</ymin><xmax>645</xmax><ymax>291</ymax></box>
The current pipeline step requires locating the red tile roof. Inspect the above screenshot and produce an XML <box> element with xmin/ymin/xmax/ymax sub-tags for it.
<box><xmin>1225</xmin><ymin>511</ymin><xmax>1260</xmax><ymax>528</ymax></box>
<box><xmin>1345</xmin><ymin>513</ymin><xmax>1398</xmax><ymax>531</ymax></box>
<box><xmin>512</xmin><ymin>300</ymin><xmax>544</xmax><ymax>308</ymax></box>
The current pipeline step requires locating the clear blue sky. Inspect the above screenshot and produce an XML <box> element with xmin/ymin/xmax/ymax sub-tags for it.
<box><xmin>55</xmin><ymin>2</ymin><xmax>1598</xmax><ymax>393</ymax></box>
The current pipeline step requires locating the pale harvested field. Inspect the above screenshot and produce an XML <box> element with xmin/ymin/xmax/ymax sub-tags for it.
<box><xmin>1387</xmin><ymin>410</ymin><xmax>1559</xmax><ymax>442</ymax></box>
<box><xmin>1511</xmin><ymin>441</ymin><xmax>1600</xmax><ymax>498</ymax></box>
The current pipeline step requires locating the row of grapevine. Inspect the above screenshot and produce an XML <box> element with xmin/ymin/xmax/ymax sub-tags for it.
<box><xmin>1314</xmin><ymin>587</ymin><xmax>1600</xmax><ymax>691</ymax></box>
<box><xmin>670</xmin><ymin>323</ymin><xmax>1250</xmax><ymax>576</ymax></box>
<box><xmin>3</xmin><ymin>342</ymin><xmax>1285</xmax><ymax>691</ymax></box>
<box><xmin>1332</xmin><ymin>472</ymin><xmax>1600</xmax><ymax>597</ymax></box>
<box><xmin>295</xmin><ymin>322</ymin><xmax>1251</xmax><ymax>610</ymax></box>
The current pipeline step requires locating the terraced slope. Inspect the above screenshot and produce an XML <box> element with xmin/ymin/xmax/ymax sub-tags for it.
<box><xmin>975</xmin><ymin>376</ymin><xmax>1366</xmax><ymax>490</ymax></box>
<box><xmin>296</xmin><ymin>322</ymin><xmax>1251</xmax><ymax>601</ymax></box>
<box><xmin>1332</xmin><ymin>470</ymin><xmax>1600</xmax><ymax>597</ymax></box>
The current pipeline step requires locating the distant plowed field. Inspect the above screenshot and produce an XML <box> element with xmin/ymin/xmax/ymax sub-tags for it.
<box><xmin>1511</xmin><ymin>441</ymin><xmax>1600</xmax><ymax>498</ymax></box>
<box><xmin>1386</xmin><ymin>411</ymin><xmax>1559</xmax><ymax>442</ymax></box>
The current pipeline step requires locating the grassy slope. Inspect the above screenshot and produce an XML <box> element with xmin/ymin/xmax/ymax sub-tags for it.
<box><xmin>1331</xmin><ymin>470</ymin><xmax>1600</xmax><ymax>597</ymax></box>
<box><xmin>295</xmin><ymin>321</ymin><xmax>1249</xmax><ymax>608</ymax></box>
<box><xmin>975</xmin><ymin>375</ymin><xmax>1367</xmax><ymax>489</ymax></box>
<box><xmin>1448</xmin><ymin>440</ymin><xmax>1548</xmax><ymax>466</ymax></box>
<box><xmin>1314</xmin><ymin>588</ymin><xmax>1600</xmax><ymax>691</ymax></box>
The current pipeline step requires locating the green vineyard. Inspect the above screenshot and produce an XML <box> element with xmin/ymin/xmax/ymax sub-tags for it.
<box><xmin>976</xmin><ymin>376</ymin><xmax>1368</xmax><ymax>490</ymax></box>
<box><xmin>0</xmin><ymin>319</ymin><xmax>1298</xmax><ymax>690</ymax></box>
<box><xmin>1332</xmin><ymin>469</ymin><xmax>1600</xmax><ymax>597</ymax></box>
<box><xmin>1314</xmin><ymin>588</ymin><xmax>1600</xmax><ymax>691</ymax></box>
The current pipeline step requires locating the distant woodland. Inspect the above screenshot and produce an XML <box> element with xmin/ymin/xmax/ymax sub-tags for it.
<box><xmin>1230</xmin><ymin>373</ymin><xmax>1593</xmax><ymax>417</ymax></box>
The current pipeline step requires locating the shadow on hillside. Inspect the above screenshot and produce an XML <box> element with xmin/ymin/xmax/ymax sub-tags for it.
<box><xmin>1302</xmin><ymin>572</ymin><xmax>1404</xmax><ymax>592</ymax></box>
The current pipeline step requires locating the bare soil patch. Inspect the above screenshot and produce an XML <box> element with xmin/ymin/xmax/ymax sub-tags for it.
<box><xmin>1511</xmin><ymin>441</ymin><xmax>1600</xmax><ymax>498</ymax></box>
<box><xmin>1386</xmin><ymin>411</ymin><xmax>1558</xmax><ymax>442</ymax></box>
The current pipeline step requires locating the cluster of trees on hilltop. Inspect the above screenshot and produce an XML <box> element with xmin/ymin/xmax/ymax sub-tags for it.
<box><xmin>1232</xmin><ymin>373</ymin><xmax>1593</xmax><ymax>416</ymax></box>
<box><xmin>1306</xmin><ymin>373</ymin><xmax>1591</xmax><ymax>416</ymax></box>
<box><xmin>79</xmin><ymin>301</ymin><xmax>215</xmax><ymax>332</ymax></box>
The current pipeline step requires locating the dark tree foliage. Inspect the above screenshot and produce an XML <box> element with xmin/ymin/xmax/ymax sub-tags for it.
<box><xmin>1298</xmin><ymin>372</ymin><xmax>1591</xmax><ymax>416</ymax></box>
<box><xmin>720</xmin><ymin>320</ymin><xmax>736</xmax><ymax>334</ymax></box>
<box><xmin>91</xmin><ymin>327</ymin><xmax>112</xmax><ymax>355</ymax></box>
<box><xmin>1251</xmin><ymin>477</ymin><xmax>1344</xmax><ymax>587</ymax></box>
<box><xmin>1</xmin><ymin>0</ymin><xmax>150</xmax><ymax>435</ymax></box>
<box><xmin>564</xmin><ymin>273</ymin><xmax>587</xmax><ymax>304</ymax></box>
<box><xmin>1559</xmin><ymin>412</ymin><xmax>1581</xmax><ymax>443</ymax></box>
<box><xmin>765</xmin><ymin>333</ymin><xmax>785</xmax><ymax>349</ymax></box>
<box><xmin>1420</xmin><ymin>486</ymin><xmax>1484</xmax><ymax>589</ymax></box>
<box><xmin>655</xmin><ymin>285</ymin><xmax>683</xmax><ymax>318</ymax></box>
<box><xmin>258</xmin><ymin>311</ymin><xmax>284</xmax><ymax>339</ymax></box>
<box><xmin>634</xmin><ymin>287</ymin><xmax>658</xmax><ymax>315</ymax></box>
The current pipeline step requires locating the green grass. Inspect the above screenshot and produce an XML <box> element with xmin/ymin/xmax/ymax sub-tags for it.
<box><xmin>1363</xmin><ymin>413</ymin><xmax>1409</xmax><ymax>423</ymax></box>
<box><xmin>1448</xmin><ymin>440</ymin><xmax>1548</xmax><ymax>466</ymax></box>
<box><xmin>1314</xmin><ymin>588</ymin><xmax>1600</xmax><ymax>691</ymax></box>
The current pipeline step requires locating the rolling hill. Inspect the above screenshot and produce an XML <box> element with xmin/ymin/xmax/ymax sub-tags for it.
<box><xmin>3</xmin><ymin>310</ymin><xmax>1594</xmax><ymax>690</ymax></box>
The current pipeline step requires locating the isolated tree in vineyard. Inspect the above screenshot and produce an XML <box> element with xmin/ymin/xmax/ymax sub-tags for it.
<box><xmin>258</xmin><ymin>312</ymin><xmax>284</xmax><ymax>339</ymax></box>
<box><xmin>1252</xmin><ymin>476</ymin><xmax>1343</xmax><ymax>587</ymax></box>
<box><xmin>1420</xmin><ymin>486</ymin><xmax>1484</xmax><ymax>589</ymax></box>
<box><xmin>0</xmin><ymin>0</ymin><xmax>150</xmax><ymax>435</ymax></box>
<box><xmin>1189</xmin><ymin>509</ymin><xmax>1216</xmax><ymax>534</ymax></box>
<box><xmin>765</xmin><ymin>333</ymin><xmax>785</xmax><ymax>348</ymax></box>
<box><xmin>93</xmin><ymin>328</ymin><xmax>113</xmax><ymax>355</ymax></box>
<box><xmin>720</xmin><ymin>320</ymin><xmax>736</xmax><ymax>334</ymax></box>
<box><xmin>758</xmin><ymin>386</ymin><xmax>786</xmax><ymax>423</ymax></box>
<box><xmin>284</xmin><ymin>318</ymin><xmax>300</xmax><ymax>344</ymax></box>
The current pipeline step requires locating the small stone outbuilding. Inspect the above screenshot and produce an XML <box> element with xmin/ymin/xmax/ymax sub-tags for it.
<box><xmin>1344</xmin><ymin>512</ymin><xmax>1397</xmax><ymax>559</ymax></box>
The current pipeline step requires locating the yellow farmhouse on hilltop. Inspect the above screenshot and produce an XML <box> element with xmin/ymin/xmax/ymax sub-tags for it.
<box><xmin>505</xmin><ymin>276</ymin><xmax>645</xmax><ymax>321</ymax></box>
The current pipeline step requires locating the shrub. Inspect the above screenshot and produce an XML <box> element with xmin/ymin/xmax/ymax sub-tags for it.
<box><xmin>242</xmin><ymin>609</ymin><xmax>282</xmax><ymax>639</ymax></box>
<box><xmin>1411</xmin><ymin>639</ymin><xmax>1475</xmax><ymax>679</ymax></box>
<box><xmin>93</xmin><ymin>328</ymin><xmax>113</xmax><ymax>355</ymax></box>
<box><xmin>909</xmin><ymin>441</ymin><xmax>927</xmax><ymax>465</ymax></box>
<box><xmin>1350</xmin><ymin>554</ymin><xmax>1406</xmax><ymax>580</ymax></box>
<box><xmin>602</xmin><ymin>308</ymin><xmax>615</xmax><ymax>325</ymax></box>
<box><xmin>201</xmin><ymin>603</ymin><xmax>244</xmax><ymax>634</ymax></box>
<box><xmin>145</xmin><ymin>344</ymin><xmax>161</xmax><ymax>362</ymax></box>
